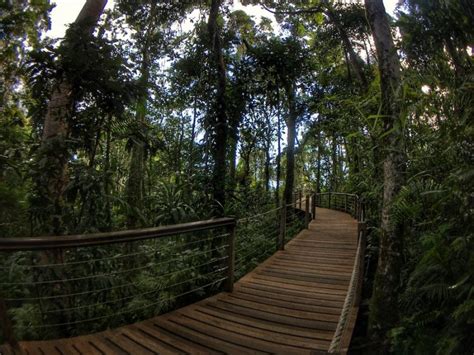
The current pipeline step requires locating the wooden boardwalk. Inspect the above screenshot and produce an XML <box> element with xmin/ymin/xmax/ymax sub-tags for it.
<box><xmin>1</xmin><ymin>208</ymin><xmax>358</xmax><ymax>355</ymax></box>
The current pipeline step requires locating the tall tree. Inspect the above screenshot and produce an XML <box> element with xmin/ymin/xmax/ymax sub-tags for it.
<box><xmin>365</xmin><ymin>0</ymin><xmax>406</xmax><ymax>349</ymax></box>
<box><xmin>283</xmin><ymin>81</ymin><xmax>297</xmax><ymax>205</ymax></box>
<box><xmin>120</xmin><ymin>1</ymin><xmax>157</xmax><ymax>228</ymax></box>
<box><xmin>207</xmin><ymin>0</ymin><xmax>228</xmax><ymax>215</ymax></box>
<box><xmin>37</xmin><ymin>0</ymin><xmax>107</xmax><ymax>234</ymax></box>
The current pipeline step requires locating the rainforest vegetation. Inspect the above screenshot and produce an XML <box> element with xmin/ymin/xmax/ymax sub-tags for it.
<box><xmin>0</xmin><ymin>0</ymin><xmax>473</xmax><ymax>353</ymax></box>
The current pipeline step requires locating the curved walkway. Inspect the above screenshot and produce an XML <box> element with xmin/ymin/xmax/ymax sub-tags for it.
<box><xmin>1</xmin><ymin>208</ymin><xmax>358</xmax><ymax>355</ymax></box>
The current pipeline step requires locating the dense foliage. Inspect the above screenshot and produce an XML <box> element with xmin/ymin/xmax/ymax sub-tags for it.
<box><xmin>0</xmin><ymin>0</ymin><xmax>472</xmax><ymax>352</ymax></box>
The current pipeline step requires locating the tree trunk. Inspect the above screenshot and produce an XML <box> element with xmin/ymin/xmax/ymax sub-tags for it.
<box><xmin>264</xmin><ymin>147</ymin><xmax>271</xmax><ymax>192</ymax></box>
<box><xmin>176</xmin><ymin>114</ymin><xmax>185</xmax><ymax>185</ymax></box>
<box><xmin>283</xmin><ymin>83</ymin><xmax>297</xmax><ymax>205</ymax></box>
<box><xmin>275</xmin><ymin>95</ymin><xmax>282</xmax><ymax>206</ymax></box>
<box><xmin>126</xmin><ymin>48</ymin><xmax>149</xmax><ymax>228</ymax></box>
<box><xmin>365</xmin><ymin>0</ymin><xmax>406</xmax><ymax>350</ymax></box>
<box><xmin>228</xmin><ymin>114</ymin><xmax>240</xmax><ymax>196</ymax></box>
<box><xmin>207</xmin><ymin>0</ymin><xmax>228</xmax><ymax>216</ymax></box>
<box><xmin>187</xmin><ymin>95</ymin><xmax>198</xmax><ymax>183</ymax></box>
<box><xmin>331</xmin><ymin>134</ymin><xmax>338</xmax><ymax>192</ymax></box>
<box><xmin>316</xmin><ymin>130</ymin><xmax>322</xmax><ymax>193</ymax></box>
<box><xmin>239</xmin><ymin>141</ymin><xmax>254</xmax><ymax>189</ymax></box>
<box><xmin>38</xmin><ymin>0</ymin><xmax>107</xmax><ymax>234</ymax></box>
<box><xmin>264</xmin><ymin>111</ymin><xmax>272</xmax><ymax>193</ymax></box>
<box><xmin>104</xmin><ymin>115</ymin><xmax>112</xmax><ymax>228</ymax></box>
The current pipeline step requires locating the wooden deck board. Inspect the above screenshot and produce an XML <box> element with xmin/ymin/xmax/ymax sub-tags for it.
<box><xmin>0</xmin><ymin>208</ymin><xmax>358</xmax><ymax>354</ymax></box>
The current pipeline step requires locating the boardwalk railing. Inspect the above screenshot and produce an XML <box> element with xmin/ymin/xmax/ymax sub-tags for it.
<box><xmin>236</xmin><ymin>199</ymin><xmax>305</xmax><ymax>279</ymax></box>
<box><xmin>293</xmin><ymin>191</ymin><xmax>364</xmax><ymax>218</ymax></box>
<box><xmin>0</xmin><ymin>200</ymin><xmax>308</xmax><ymax>345</ymax></box>
<box><xmin>0</xmin><ymin>218</ymin><xmax>236</xmax><ymax>344</ymax></box>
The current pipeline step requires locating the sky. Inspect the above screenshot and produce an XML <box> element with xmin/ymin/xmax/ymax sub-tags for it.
<box><xmin>47</xmin><ymin>0</ymin><xmax>400</xmax><ymax>39</ymax></box>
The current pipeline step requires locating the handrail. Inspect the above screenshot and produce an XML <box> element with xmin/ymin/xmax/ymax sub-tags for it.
<box><xmin>0</xmin><ymin>218</ymin><xmax>236</xmax><ymax>251</ymax></box>
<box><xmin>314</xmin><ymin>192</ymin><xmax>358</xmax><ymax>197</ymax></box>
<box><xmin>309</xmin><ymin>191</ymin><xmax>364</xmax><ymax>222</ymax></box>
<box><xmin>328</xmin><ymin>221</ymin><xmax>366</xmax><ymax>353</ymax></box>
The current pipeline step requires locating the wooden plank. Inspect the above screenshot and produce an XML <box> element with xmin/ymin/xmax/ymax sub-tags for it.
<box><xmin>268</xmin><ymin>260</ymin><xmax>353</xmax><ymax>273</ymax></box>
<box><xmin>255</xmin><ymin>269</ymin><xmax>350</xmax><ymax>285</ymax></box>
<box><xmin>262</xmin><ymin>264</ymin><xmax>352</xmax><ymax>277</ymax></box>
<box><xmin>235</xmin><ymin>283</ymin><xmax>343</xmax><ymax>308</ymax></box>
<box><xmin>184</xmin><ymin>308</ymin><xmax>328</xmax><ymax>352</ymax></box>
<box><xmin>276</xmin><ymin>250</ymin><xmax>355</xmax><ymax>260</ymax></box>
<box><xmin>50</xmin><ymin>339</ymin><xmax>83</xmax><ymax>355</ymax></box>
<box><xmin>280</xmin><ymin>246</ymin><xmax>356</xmax><ymax>255</ymax></box>
<box><xmin>289</xmin><ymin>238</ymin><xmax>356</xmax><ymax>245</ymax></box>
<box><xmin>268</xmin><ymin>257</ymin><xmax>350</xmax><ymax>266</ymax></box>
<box><xmin>205</xmin><ymin>298</ymin><xmax>319</xmax><ymax>330</ymax></box>
<box><xmin>196</xmin><ymin>304</ymin><xmax>333</xmax><ymax>341</ymax></box>
<box><xmin>16</xmin><ymin>341</ymin><xmax>64</xmax><ymax>355</ymax></box>
<box><xmin>177</xmin><ymin>311</ymin><xmax>312</xmax><ymax>354</ymax></box>
<box><xmin>64</xmin><ymin>337</ymin><xmax>102</xmax><ymax>355</ymax></box>
<box><xmin>230</xmin><ymin>290</ymin><xmax>342</xmax><ymax>315</ymax></box>
<box><xmin>276</xmin><ymin>255</ymin><xmax>354</xmax><ymax>264</ymax></box>
<box><xmin>240</xmin><ymin>279</ymin><xmax>346</xmax><ymax>301</ymax></box>
<box><xmin>88</xmin><ymin>335</ymin><xmax>129</xmax><ymax>355</ymax></box>
<box><xmin>119</xmin><ymin>327</ymin><xmax>177</xmax><ymax>355</ymax></box>
<box><xmin>241</xmin><ymin>280</ymin><xmax>345</xmax><ymax>303</ymax></box>
<box><xmin>255</xmin><ymin>270</ymin><xmax>350</xmax><ymax>286</ymax></box>
<box><xmin>133</xmin><ymin>321</ymin><xmax>217</xmax><ymax>354</ymax></box>
<box><xmin>283</xmin><ymin>251</ymin><xmax>356</xmax><ymax>262</ymax></box>
<box><xmin>293</xmin><ymin>243</ymin><xmax>356</xmax><ymax>249</ymax></box>
<box><xmin>285</xmin><ymin>249</ymin><xmax>356</xmax><ymax>257</ymax></box>
<box><xmin>270</xmin><ymin>258</ymin><xmax>354</xmax><ymax>270</ymax></box>
<box><xmin>221</xmin><ymin>294</ymin><xmax>341</xmax><ymax>322</ymax></box>
<box><xmin>208</xmin><ymin>299</ymin><xmax>337</xmax><ymax>331</ymax></box>
<box><xmin>157</xmin><ymin>316</ymin><xmax>265</xmax><ymax>354</ymax></box>
<box><xmin>268</xmin><ymin>265</ymin><xmax>352</xmax><ymax>277</ymax></box>
<box><xmin>247</xmin><ymin>274</ymin><xmax>348</xmax><ymax>293</ymax></box>
<box><xmin>101</xmin><ymin>331</ymin><xmax>156</xmax><ymax>355</ymax></box>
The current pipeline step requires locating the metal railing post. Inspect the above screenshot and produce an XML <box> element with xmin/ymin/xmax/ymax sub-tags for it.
<box><xmin>278</xmin><ymin>204</ymin><xmax>287</xmax><ymax>250</ymax></box>
<box><xmin>345</xmin><ymin>194</ymin><xmax>348</xmax><ymax>213</ymax></box>
<box><xmin>298</xmin><ymin>191</ymin><xmax>302</xmax><ymax>209</ymax></box>
<box><xmin>305</xmin><ymin>195</ymin><xmax>310</xmax><ymax>229</ymax></box>
<box><xmin>311</xmin><ymin>193</ymin><xmax>316</xmax><ymax>220</ymax></box>
<box><xmin>0</xmin><ymin>297</ymin><xmax>17</xmax><ymax>348</ymax></box>
<box><xmin>225</xmin><ymin>221</ymin><xmax>236</xmax><ymax>293</ymax></box>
